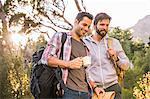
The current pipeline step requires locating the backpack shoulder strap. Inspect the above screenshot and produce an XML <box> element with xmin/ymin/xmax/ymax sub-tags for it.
<box><xmin>107</xmin><ymin>37</ymin><xmax>124</xmax><ymax>86</ymax></box>
<box><xmin>55</xmin><ymin>32</ymin><xmax>67</xmax><ymax>90</ymax></box>
<box><xmin>107</xmin><ymin>37</ymin><xmax>113</xmax><ymax>49</ymax></box>
<box><xmin>60</xmin><ymin>32</ymin><xmax>67</xmax><ymax>60</ymax></box>
<box><xmin>61</xmin><ymin>32</ymin><xmax>67</xmax><ymax>45</ymax></box>
<box><xmin>107</xmin><ymin>37</ymin><xmax>119</xmax><ymax>75</ymax></box>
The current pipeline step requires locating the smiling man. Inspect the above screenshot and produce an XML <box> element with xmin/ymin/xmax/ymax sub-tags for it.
<box><xmin>41</xmin><ymin>12</ymin><xmax>93</xmax><ymax>99</ymax></box>
<box><xmin>84</xmin><ymin>12</ymin><xmax>130</xmax><ymax>99</ymax></box>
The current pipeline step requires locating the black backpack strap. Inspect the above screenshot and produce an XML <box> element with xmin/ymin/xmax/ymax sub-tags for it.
<box><xmin>60</xmin><ymin>32</ymin><xmax>67</xmax><ymax>60</ymax></box>
<box><xmin>55</xmin><ymin>32</ymin><xmax>67</xmax><ymax>90</ymax></box>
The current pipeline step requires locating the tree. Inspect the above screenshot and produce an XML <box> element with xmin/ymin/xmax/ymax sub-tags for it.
<box><xmin>1</xmin><ymin>0</ymin><xmax>87</xmax><ymax>98</ymax></box>
<box><xmin>0</xmin><ymin>0</ymin><xmax>13</xmax><ymax>98</ymax></box>
<box><xmin>133</xmin><ymin>72</ymin><xmax>150</xmax><ymax>99</ymax></box>
<box><xmin>109</xmin><ymin>27</ymin><xmax>133</xmax><ymax>60</ymax></box>
<box><xmin>1</xmin><ymin>0</ymin><xmax>149</xmax><ymax>98</ymax></box>
<box><xmin>109</xmin><ymin>27</ymin><xmax>148</xmax><ymax>99</ymax></box>
<box><xmin>4</xmin><ymin>0</ymin><xmax>87</xmax><ymax>35</ymax></box>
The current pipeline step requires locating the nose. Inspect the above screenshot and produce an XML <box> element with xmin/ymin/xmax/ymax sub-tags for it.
<box><xmin>103</xmin><ymin>25</ymin><xmax>108</xmax><ymax>30</ymax></box>
<box><xmin>84</xmin><ymin>26</ymin><xmax>89</xmax><ymax>32</ymax></box>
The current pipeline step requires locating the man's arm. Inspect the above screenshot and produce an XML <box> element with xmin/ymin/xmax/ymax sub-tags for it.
<box><xmin>89</xmin><ymin>80</ymin><xmax>105</xmax><ymax>96</ymax></box>
<box><xmin>108</xmin><ymin>48</ymin><xmax>129</xmax><ymax>71</ymax></box>
<box><xmin>41</xmin><ymin>32</ymin><xmax>83</xmax><ymax>69</ymax></box>
<box><xmin>47</xmin><ymin>56</ymin><xmax>83</xmax><ymax>69</ymax></box>
<box><xmin>108</xmin><ymin>39</ymin><xmax>130</xmax><ymax>71</ymax></box>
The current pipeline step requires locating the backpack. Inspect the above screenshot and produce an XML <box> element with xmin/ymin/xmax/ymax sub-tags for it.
<box><xmin>107</xmin><ymin>38</ymin><xmax>125</xmax><ymax>87</ymax></box>
<box><xmin>30</xmin><ymin>32</ymin><xmax>67</xmax><ymax>99</ymax></box>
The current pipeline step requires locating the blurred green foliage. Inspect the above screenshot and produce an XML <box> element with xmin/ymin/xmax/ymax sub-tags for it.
<box><xmin>0</xmin><ymin>0</ymin><xmax>149</xmax><ymax>98</ymax></box>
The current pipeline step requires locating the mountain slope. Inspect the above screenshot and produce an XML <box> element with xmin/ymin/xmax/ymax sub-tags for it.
<box><xmin>131</xmin><ymin>15</ymin><xmax>150</xmax><ymax>43</ymax></box>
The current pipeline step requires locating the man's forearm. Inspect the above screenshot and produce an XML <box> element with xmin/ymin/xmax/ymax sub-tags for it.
<box><xmin>119</xmin><ymin>63</ymin><xmax>129</xmax><ymax>70</ymax></box>
<box><xmin>47</xmin><ymin>56</ymin><xmax>69</xmax><ymax>68</ymax></box>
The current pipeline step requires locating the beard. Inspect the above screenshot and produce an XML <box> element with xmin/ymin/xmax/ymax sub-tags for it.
<box><xmin>96</xmin><ymin>27</ymin><xmax>107</xmax><ymax>38</ymax></box>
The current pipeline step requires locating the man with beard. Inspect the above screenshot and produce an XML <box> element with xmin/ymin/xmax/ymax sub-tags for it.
<box><xmin>41</xmin><ymin>12</ymin><xmax>93</xmax><ymax>99</ymax></box>
<box><xmin>83</xmin><ymin>12</ymin><xmax>130</xmax><ymax>99</ymax></box>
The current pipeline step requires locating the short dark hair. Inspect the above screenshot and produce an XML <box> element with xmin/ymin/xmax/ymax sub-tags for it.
<box><xmin>94</xmin><ymin>13</ymin><xmax>111</xmax><ymax>25</ymax></box>
<box><xmin>75</xmin><ymin>12</ymin><xmax>93</xmax><ymax>22</ymax></box>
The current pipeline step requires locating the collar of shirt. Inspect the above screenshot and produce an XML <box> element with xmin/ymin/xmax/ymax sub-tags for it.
<box><xmin>84</xmin><ymin>34</ymin><xmax>109</xmax><ymax>44</ymax></box>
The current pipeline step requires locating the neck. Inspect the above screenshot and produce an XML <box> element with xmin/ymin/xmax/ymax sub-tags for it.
<box><xmin>70</xmin><ymin>30</ymin><xmax>81</xmax><ymax>42</ymax></box>
<box><xmin>92</xmin><ymin>33</ymin><xmax>103</xmax><ymax>42</ymax></box>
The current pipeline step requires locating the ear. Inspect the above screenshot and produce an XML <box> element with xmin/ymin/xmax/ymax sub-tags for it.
<box><xmin>74</xmin><ymin>19</ymin><xmax>79</xmax><ymax>24</ymax></box>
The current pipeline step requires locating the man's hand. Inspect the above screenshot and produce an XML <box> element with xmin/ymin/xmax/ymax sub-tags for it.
<box><xmin>107</xmin><ymin>48</ymin><xmax>119</xmax><ymax>62</ymax></box>
<box><xmin>67</xmin><ymin>57</ymin><xmax>83</xmax><ymax>69</ymax></box>
<box><xmin>94</xmin><ymin>87</ymin><xmax>105</xmax><ymax>97</ymax></box>
<box><xmin>107</xmin><ymin>48</ymin><xmax>117</xmax><ymax>57</ymax></box>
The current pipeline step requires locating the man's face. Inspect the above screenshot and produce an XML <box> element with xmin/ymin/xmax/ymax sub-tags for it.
<box><xmin>95</xmin><ymin>19</ymin><xmax>110</xmax><ymax>38</ymax></box>
<box><xmin>75</xmin><ymin>17</ymin><xmax>92</xmax><ymax>37</ymax></box>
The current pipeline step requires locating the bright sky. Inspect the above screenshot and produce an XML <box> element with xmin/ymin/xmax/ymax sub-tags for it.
<box><xmin>66</xmin><ymin>0</ymin><xmax>150</xmax><ymax>29</ymax></box>
<box><xmin>1</xmin><ymin>0</ymin><xmax>150</xmax><ymax>43</ymax></box>
<box><xmin>1</xmin><ymin>0</ymin><xmax>150</xmax><ymax>29</ymax></box>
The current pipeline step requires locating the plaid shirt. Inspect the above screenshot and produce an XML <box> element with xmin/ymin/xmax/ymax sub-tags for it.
<box><xmin>41</xmin><ymin>32</ymin><xmax>90</xmax><ymax>84</ymax></box>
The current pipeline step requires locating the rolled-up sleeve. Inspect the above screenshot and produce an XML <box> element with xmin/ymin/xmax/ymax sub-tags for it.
<box><xmin>41</xmin><ymin>32</ymin><xmax>61</xmax><ymax>65</ymax></box>
<box><xmin>114</xmin><ymin>39</ymin><xmax>129</xmax><ymax>68</ymax></box>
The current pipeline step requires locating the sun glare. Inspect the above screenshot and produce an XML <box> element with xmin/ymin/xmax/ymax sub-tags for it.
<box><xmin>11</xmin><ymin>33</ymin><xmax>27</xmax><ymax>47</ymax></box>
<box><xmin>28</xmin><ymin>32</ymin><xmax>41</xmax><ymax>42</ymax></box>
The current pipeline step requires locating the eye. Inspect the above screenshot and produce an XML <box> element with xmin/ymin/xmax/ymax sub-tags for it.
<box><xmin>100</xmin><ymin>24</ymin><xmax>105</xmax><ymax>26</ymax></box>
<box><xmin>88</xmin><ymin>25</ymin><xmax>91</xmax><ymax>29</ymax></box>
<box><xmin>83</xmin><ymin>23</ymin><xmax>87</xmax><ymax>26</ymax></box>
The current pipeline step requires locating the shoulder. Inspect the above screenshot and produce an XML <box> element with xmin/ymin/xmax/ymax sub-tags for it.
<box><xmin>107</xmin><ymin>37</ymin><xmax>122</xmax><ymax>50</ymax></box>
<box><xmin>53</xmin><ymin>32</ymin><xmax>64</xmax><ymax>38</ymax></box>
<box><xmin>107</xmin><ymin>37</ymin><xmax>120</xmax><ymax>44</ymax></box>
<box><xmin>51</xmin><ymin>32</ymin><xmax>69</xmax><ymax>41</ymax></box>
<box><xmin>83</xmin><ymin>35</ymin><xmax>92</xmax><ymax>43</ymax></box>
<box><xmin>47</xmin><ymin>32</ymin><xmax>64</xmax><ymax>45</ymax></box>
